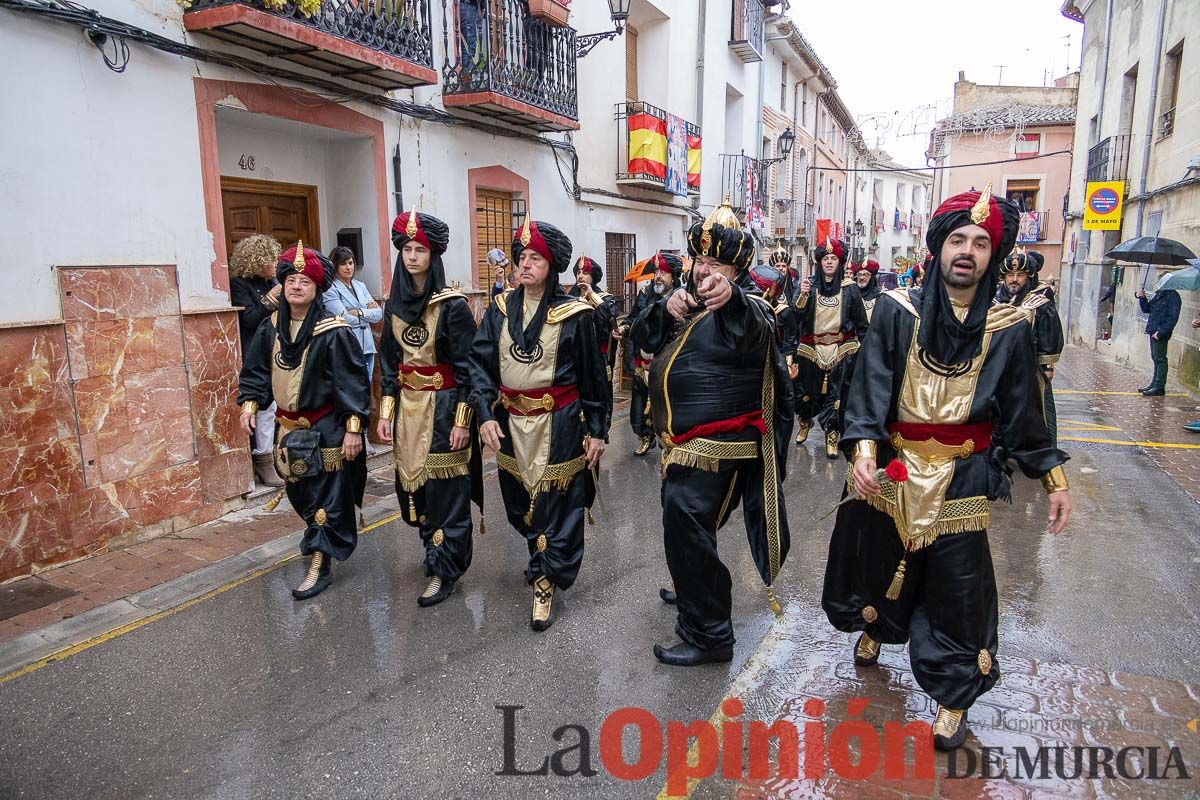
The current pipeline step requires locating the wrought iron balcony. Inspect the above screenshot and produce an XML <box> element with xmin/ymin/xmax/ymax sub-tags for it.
<box><xmin>615</xmin><ymin>102</ymin><xmax>701</xmax><ymax>194</ymax></box>
<box><xmin>729</xmin><ymin>0</ymin><xmax>764</xmax><ymax>63</ymax></box>
<box><xmin>1085</xmin><ymin>134</ymin><xmax>1132</xmax><ymax>183</ymax></box>
<box><xmin>720</xmin><ymin>154</ymin><xmax>768</xmax><ymax>230</ymax></box>
<box><xmin>183</xmin><ymin>0</ymin><xmax>437</xmax><ymax>90</ymax></box>
<box><xmin>441</xmin><ymin>0</ymin><xmax>578</xmax><ymax>132</ymax></box>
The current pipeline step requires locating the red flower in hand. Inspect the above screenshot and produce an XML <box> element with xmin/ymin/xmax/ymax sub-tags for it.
<box><xmin>884</xmin><ymin>459</ymin><xmax>909</xmax><ymax>483</ymax></box>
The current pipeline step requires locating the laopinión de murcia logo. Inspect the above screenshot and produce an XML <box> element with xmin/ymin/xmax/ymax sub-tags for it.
<box><xmin>495</xmin><ymin>700</ymin><xmax>1191</xmax><ymax>793</ymax></box>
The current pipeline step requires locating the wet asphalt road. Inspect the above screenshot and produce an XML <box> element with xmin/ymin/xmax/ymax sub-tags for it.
<box><xmin>1</xmin><ymin>368</ymin><xmax>1198</xmax><ymax>800</ymax></box>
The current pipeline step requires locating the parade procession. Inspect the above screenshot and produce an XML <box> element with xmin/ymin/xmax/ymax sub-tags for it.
<box><xmin>3</xmin><ymin>0</ymin><xmax>1200</xmax><ymax>797</ymax></box>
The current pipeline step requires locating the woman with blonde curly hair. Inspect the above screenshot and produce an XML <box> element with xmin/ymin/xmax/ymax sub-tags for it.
<box><xmin>229</xmin><ymin>234</ymin><xmax>285</xmax><ymax>487</ymax></box>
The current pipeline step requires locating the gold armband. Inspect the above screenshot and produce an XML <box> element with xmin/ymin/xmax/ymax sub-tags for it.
<box><xmin>583</xmin><ymin>291</ymin><xmax>602</xmax><ymax>308</ymax></box>
<box><xmin>852</xmin><ymin>440</ymin><xmax>877</xmax><ymax>463</ymax></box>
<box><xmin>345</xmin><ymin>415</ymin><xmax>363</xmax><ymax>434</ymax></box>
<box><xmin>378</xmin><ymin>395</ymin><xmax>396</xmax><ymax>421</ymax></box>
<box><xmin>1041</xmin><ymin>465</ymin><xmax>1068</xmax><ymax>494</ymax></box>
<box><xmin>454</xmin><ymin>402</ymin><xmax>474</xmax><ymax>428</ymax></box>
<box><xmin>262</xmin><ymin>296</ymin><xmax>278</xmax><ymax>310</ymax></box>
<box><xmin>241</xmin><ymin>401</ymin><xmax>258</xmax><ymax>416</ymax></box>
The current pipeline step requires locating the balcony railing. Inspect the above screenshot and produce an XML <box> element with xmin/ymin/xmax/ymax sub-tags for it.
<box><xmin>1160</xmin><ymin>107</ymin><xmax>1175</xmax><ymax>139</ymax></box>
<box><xmin>729</xmin><ymin>0</ymin><xmax>764</xmax><ymax>63</ymax></box>
<box><xmin>720</xmin><ymin>154</ymin><xmax>767</xmax><ymax>227</ymax></box>
<box><xmin>615</xmin><ymin>102</ymin><xmax>701</xmax><ymax>195</ymax></box>
<box><xmin>1085</xmin><ymin>134</ymin><xmax>1132</xmax><ymax>183</ymax></box>
<box><xmin>441</xmin><ymin>0</ymin><xmax>578</xmax><ymax>131</ymax></box>
<box><xmin>183</xmin><ymin>0</ymin><xmax>437</xmax><ymax>89</ymax></box>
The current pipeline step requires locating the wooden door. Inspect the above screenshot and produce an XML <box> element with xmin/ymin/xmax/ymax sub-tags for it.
<box><xmin>474</xmin><ymin>188</ymin><xmax>525</xmax><ymax>303</ymax></box>
<box><xmin>221</xmin><ymin>177</ymin><xmax>320</xmax><ymax>257</ymax></box>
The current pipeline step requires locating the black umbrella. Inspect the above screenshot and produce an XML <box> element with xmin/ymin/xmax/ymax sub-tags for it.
<box><xmin>1105</xmin><ymin>236</ymin><xmax>1197</xmax><ymax>266</ymax></box>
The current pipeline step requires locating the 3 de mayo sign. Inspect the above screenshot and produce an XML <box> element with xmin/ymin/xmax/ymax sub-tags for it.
<box><xmin>1083</xmin><ymin>181</ymin><xmax>1124</xmax><ymax>230</ymax></box>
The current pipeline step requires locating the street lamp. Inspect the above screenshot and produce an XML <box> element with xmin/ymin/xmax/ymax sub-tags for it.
<box><xmin>853</xmin><ymin>219</ymin><xmax>864</xmax><ymax>237</ymax></box>
<box><xmin>577</xmin><ymin>0</ymin><xmax>631</xmax><ymax>57</ymax></box>
<box><xmin>762</xmin><ymin>128</ymin><xmax>795</xmax><ymax>165</ymax></box>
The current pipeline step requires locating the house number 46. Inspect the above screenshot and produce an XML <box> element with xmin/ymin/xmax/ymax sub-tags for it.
<box><xmin>238</xmin><ymin>155</ymin><xmax>256</xmax><ymax>171</ymax></box>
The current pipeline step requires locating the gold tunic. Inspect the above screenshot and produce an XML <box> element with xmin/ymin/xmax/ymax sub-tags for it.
<box><xmin>389</xmin><ymin>292</ymin><xmax>471</xmax><ymax>493</ymax></box>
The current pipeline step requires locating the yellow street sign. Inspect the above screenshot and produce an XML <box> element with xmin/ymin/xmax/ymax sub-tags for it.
<box><xmin>1083</xmin><ymin>181</ymin><xmax>1124</xmax><ymax>230</ymax></box>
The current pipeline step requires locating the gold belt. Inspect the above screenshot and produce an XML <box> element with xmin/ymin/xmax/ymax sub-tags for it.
<box><xmin>891</xmin><ymin>433</ymin><xmax>976</xmax><ymax>465</ymax></box>
<box><xmin>277</xmin><ymin>416</ymin><xmax>314</xmax><ymax>433</ymax></box>
<box><xmin>500</xmin><ymin>392</ymin><xmax>556</xmax><ymax>414</ymax></box>
<box><xmin>402</xmin><ymin>371</ymin><xmax>445</xmax><ymax>391</ymax></box>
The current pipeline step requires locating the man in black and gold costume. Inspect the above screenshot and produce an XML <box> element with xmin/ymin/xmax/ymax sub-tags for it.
<box><xmin>238</xmin><ymin>243</ymin><xmax>370</xmax><ymax>601</ymax></box>
<box><xmin>619</xmin><ymin>254</ymin><xmax>682</xmax><ymax>456</ymax></box>
<box><xmin>821</xmin><ymin>185</ymin><xmax>1072</xmax><ymax>750</ymax></box>
<box><xmin>376</xmin><ymin>209</ymin><xmax>483</xmax><ymax>607</ymax></box>
<box><xmin>570</xmin><ymin>256</ymin><xmax>618</xmax><ymax>435</ymax></box>
<box><xmin>854</xmin><ymin>258</ymin><xmax>883</xmax><ymax>323</ymax></box>
<box><xmin>630</xmin><ymin>201</ymin><xmax>793</xmax><ymax>666</ymax></box>
<box><xmin>791</xmin><ymin>236</ymin><xmax>868</xmax><ymax>458</ymax></box>
<box><xmin>468</xmin><ymin>219</ymin><xmax>608</xmax><ymax>632</ymax></box>
<box><xmin>995</xmin><ymin>249</ymin><xmax>1064</xmax><ymax>446</ymax></box>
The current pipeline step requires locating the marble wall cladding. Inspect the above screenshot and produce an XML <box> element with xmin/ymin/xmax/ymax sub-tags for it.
<box><xmin>0</xmin><ymin>271</ymin><xmax>255</xmax><ymax>580</ymax></box>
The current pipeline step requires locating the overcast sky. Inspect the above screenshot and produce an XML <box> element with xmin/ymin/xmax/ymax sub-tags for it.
<box><xmin>785</xmin><ymin>1</ymin><xmax>1083</xmax><ymax>167</ymax></box>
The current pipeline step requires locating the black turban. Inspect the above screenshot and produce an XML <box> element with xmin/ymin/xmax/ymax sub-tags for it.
<box><xmin>811</xmin><ymin>236</ymin><xmax>848</xmax><ymax>297</ymax></box>
<box><xmin>507</xmin><ymin>219</ymin><xmax>573</xmax><ymax>353</ymax></box>
<box><xmin>512</xmin><ymin>219</ymin><xmax>573</xmax><ymax>274</ymax></box>
<box><xmin>275</xmin><ymin>242</ymin><xmax>335</xmax><ymax>369</ymax></box>
<box><xmin>388</xmin><ymin>210</ymin><xmax>450</xmax><ymax>325</ymax></box>
<box><xmin>687</xmin><ymin>201</ymin><xmax>755</xmax><ymax>272</ymax></box>
<box><xmin>574</xmin><ymin>256</ymin><xmax>602</xmax><ymax>286</ymax></box>
<box><xmin>920</xmin><ymin>188</ymin><xmax>1020</xmax><ymax>365</ymax></box>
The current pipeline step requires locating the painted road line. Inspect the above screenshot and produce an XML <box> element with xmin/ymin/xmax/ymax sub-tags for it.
<box><xmin>0</xmin><ymin>510</ymin><xmax>408</xmax><ymax>686</ymax></box>
<box><xmin>1060</xmin><ymin>435</ymin><xmax>1200</xmax><ymax>450</ymax></box>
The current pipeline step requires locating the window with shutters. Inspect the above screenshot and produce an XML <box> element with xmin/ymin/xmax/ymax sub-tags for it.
<box><xmin>625</xmin><ymin>24</ymin><xmax>639</xmax><ymax>101</ymax></box>
<box><xmin>474</xmin><ymin>188</ymin><xmax>526</xmax><ymax>302</ymax></box>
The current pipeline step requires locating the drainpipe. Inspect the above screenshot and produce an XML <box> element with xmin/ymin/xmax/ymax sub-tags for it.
<box><xmin>1094</xmin><ymin>0</ymin><xmax>1114</xmax><ymax>136</ymax></box>
<box><xmin>693</xmin><ymin>0</ymin><xmax>707</xmax><ymax>212</ymax></box>
<box><xmin>1133</xmin><ymin>0</ymin><xmax>1167</xmax><ymax>256</ymax></box>
<box><xmin>392</xmin><ymin>142</ymin><xmax>404</xmax><ymax>215</ymax></box>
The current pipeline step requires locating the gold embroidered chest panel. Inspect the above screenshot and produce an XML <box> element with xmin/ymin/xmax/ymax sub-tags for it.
<box><xmin>498</xmin><ymin>312</ymin><xmax>562</xmax><ymax>490</ymax></box>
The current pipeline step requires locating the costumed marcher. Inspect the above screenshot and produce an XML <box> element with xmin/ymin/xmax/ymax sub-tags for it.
<box><xmin>854</xmin><ymin>259</ymin><xmax>883</xmax><ymax>324</ymax></box>
<box><xmin>468</xmin><ymin>219</ymin><xmax>609</xmax><ymax>632</ymax></box>
<box><xmin>821</xmin><ymin>184</ymin><xmax>1072</xmax><ymax>750</ymax></box>
<box><xmin>791</xmin><ymin>235</ymin><xmax>869</xmax><ymax>458</ymax></box>
<box><xmin>768</xmin><ymin>246</ymin><xmax>800</xmax><ymax>304</ymax></box>
<box><xmin>995</xmin><ymin>249</ymin><xmax>1064</xmax><ymax>446</ymax></box>
<box><xmin>376</xmin><ymin>209</ymin><xmax>483</xmax><ymax>606</ymax></box>
<box><xmin>629</xmin><ymin>201</ymin><xmax>793</xmax><ymax>666</ymax></box>
<box><xmin>620</xmin><ymin>253</ymin><xmax>683</xmax><ymax>456</ymax></box>
<box><xmin>570</xmin><ymin>256</ymin><xmax>618</xmax><ymax>435</ymax></box>
<box><xmin>237</xmin><ymin>242</ymin><xmax>370</xmax><ymax>600</ymax></box>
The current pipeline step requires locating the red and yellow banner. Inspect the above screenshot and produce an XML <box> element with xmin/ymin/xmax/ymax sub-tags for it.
<box><xmin>687</xmin><ymin>134</ymin><xmax>701</xmax><ymax>191</ymax></box>
<box><xmin>628</xmin><ymin>113</ymin><xmax>667</xmax><ymax>180</ymax></box>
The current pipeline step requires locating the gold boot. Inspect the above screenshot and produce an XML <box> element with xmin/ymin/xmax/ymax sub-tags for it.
<box><xmin>291</xmin><ymin>552</ymin><xmax>331</xmax><ymax>600</ymax></box>
<box><xmin>794</xmin><ymin>420</ymin><xmax>811</xmax><ymax>445</ymax></box>
<box><xmin>854</xmin><ymin>633</ymin><xmax>881</xmax><ymax>666</ymax></box>
<box><xmin>531</xmin><ymin>575</ymin><xmax>556</xmax><ymax>631</ymax></box>
<box><xmin>825</xmin><ymin>430</ymin><xmax>840</xmax><ymax>459</ymax></box>
<box><xmin>634</xmin><ymin>435</ymin><xmax>652</xmax><ymax>456</ymax></box>
<box><xmin>932</xmin><ymin>706</ymin><xmax>968</xmax><ymax>750</ymax></box>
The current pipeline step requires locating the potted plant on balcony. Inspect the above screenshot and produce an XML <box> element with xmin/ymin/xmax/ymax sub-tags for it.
<box><xmin>529</xmin><ymin>0</ymin><xmax>570</xmax><ymax>27</ymax></box>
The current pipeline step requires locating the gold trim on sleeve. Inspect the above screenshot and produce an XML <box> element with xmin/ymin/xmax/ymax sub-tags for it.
<box><xmin>241</xmin><ymin>401</ymin><xmax>258</xmax><ymax>416</ymax></box>
<box><xmin>853</xmin><ymin>440</ymin><xmax>877</xmax><ymax>463</ymax></box>
<box><xmin>454</xmin><ymin>402</ymin><xmax>474</xmax><ymax>428</ymax></box>
<box><xmin>345</xmin><ymin>415</ymin><xmax>363</xmax><ymax>434</ymax></box>
<box><xmin>379</xmin><ymin>395</ymin><xmax>396</xmax><ymax>421</ymax></box>
<box><xmin>1041</xmin><ymin>465</ymin><xmax>1068</xmax><ymax>494</ymax></box>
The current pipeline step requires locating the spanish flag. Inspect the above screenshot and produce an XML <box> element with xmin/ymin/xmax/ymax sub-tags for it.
<box><xmin>628</xmin><ymin>113</ymin><xmax>667</xmax><ymax>179</ymax></box>
<box><xmin>687</xmin><ymin>134</ymin><xmax>702</xmax><ymax>190</ymax></box>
